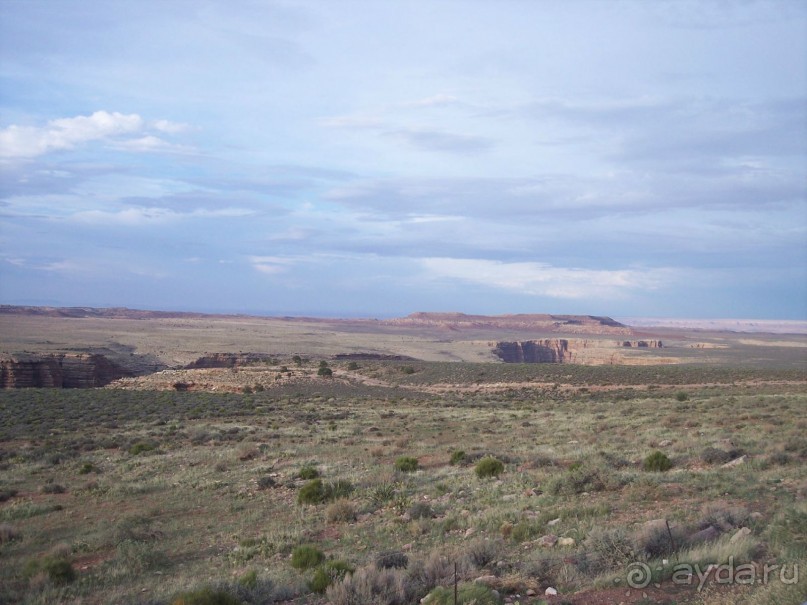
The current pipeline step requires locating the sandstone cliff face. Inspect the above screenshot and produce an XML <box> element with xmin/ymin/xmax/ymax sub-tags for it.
<box><xmin>493</xmin><ymin>339</ymin><xmax>663</xmax><ymax>363</ymax></box>
<box><xmin>185</xmin><ymin>353</ymin><xmax>275</xmax><ymax>369</ymax></box>
<box><xmin>0</xmin><ymin>354</ymin><xmax>131</xmax><ymax>388</ymax></box>
<box><xmin>493</xmin><ymin>340</ymin><xmax>571</xmax><ymax>363</ymax></box>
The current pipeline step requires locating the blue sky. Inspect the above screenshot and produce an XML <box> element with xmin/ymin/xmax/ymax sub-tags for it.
<box><xmin>1</xmin><ymin>0</ymin><xmax>805</xmax><ymax>319</ymax></box>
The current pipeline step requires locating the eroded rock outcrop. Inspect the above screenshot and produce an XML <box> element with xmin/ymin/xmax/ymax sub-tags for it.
<box><xmin>493</xmin><ymin>340</ymin><xmax>571</xmax><ymax>363</ymax></box>
<box><xmin>185</xmin><ymin>353</ymin><xmax>275</xmax><ymax>369</ymax></box>
<box><xmin>0</xmin><ymin>354</ymin><xmax>131</xmax><ymax>388</ymax></box>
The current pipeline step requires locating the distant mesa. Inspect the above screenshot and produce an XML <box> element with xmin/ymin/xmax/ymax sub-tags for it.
<box><xmin>384</xmin><ymin>312</ymin><xmax>631</xmax><ymax>334</ymax></box>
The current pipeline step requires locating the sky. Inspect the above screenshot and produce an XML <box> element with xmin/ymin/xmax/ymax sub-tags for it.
<box><xmin>0</xmin><ymin>0</ymin><xmax>805</xmax><ymax>319</ymax></box>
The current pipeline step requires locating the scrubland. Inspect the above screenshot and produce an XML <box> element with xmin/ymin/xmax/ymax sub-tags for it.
<box><xmin>1</xmin><ymin>360</ymin><xmax>805</xmax><ymax>604</ymax></box>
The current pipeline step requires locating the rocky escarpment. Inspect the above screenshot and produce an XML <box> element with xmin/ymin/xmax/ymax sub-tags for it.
<box><xmin>493</xmin><ymin>340</ymin><xmax>571</xmax><ymax>363</ymax></box>
<box><xmin>493</xmin><ymin>339</ymin><xmax>663</xmax><ymax>363</ymax></box>
<box><xmin>385</xmin><ymin>313</ymin><xmax>632</xmax><ymax>334</ymax></box>
<box><xmin>0</xmin><ymin>354</ymin><xmax>132</xmax><ymax>388</ymax></box>
<box><xmin>185</xmin><ymin>353</ymin><xmax>276</xmax><ymax>369</ymax></box>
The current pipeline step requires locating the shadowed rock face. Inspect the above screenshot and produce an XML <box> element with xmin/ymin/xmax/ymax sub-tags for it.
<box><xmin>185</xmin><ymin>353</ymin><xmax>275</xmax><ymax>369</ymax></box>
<box><xmin>493</xmin><ymin>340</ymin><xmax>570</xmax><ymax>363</ymax></box>
<box><xmin>0</xmin><ymin>354</ymin><xmax>131</xmax><ymax>388</ymax></box>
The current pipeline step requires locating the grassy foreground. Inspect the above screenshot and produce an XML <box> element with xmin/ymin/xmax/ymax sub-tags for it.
<box><xmin>1</xmin><ymin>361</ymin><xmax>805</xmax><ymax>604</ymax></box>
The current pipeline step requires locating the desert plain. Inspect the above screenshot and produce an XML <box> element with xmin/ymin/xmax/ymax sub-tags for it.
<box><xmin>0</xmin><ymin>307</ymin><xmax>805</xmax><ymax>605</ymax></box>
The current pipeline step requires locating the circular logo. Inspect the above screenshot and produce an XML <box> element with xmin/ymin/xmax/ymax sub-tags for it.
<box><xmin>626</xmin><ymin>562</ymin><xmax>652</xmax><ymax>589</ymax></box>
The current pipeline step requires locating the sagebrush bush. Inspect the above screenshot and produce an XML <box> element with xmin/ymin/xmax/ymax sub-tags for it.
<box><xmin>309</xmin><ymin>559</ymin><xmax>355</xmax><ymax>593</ymax></box>
<box><xmin>298</xmin><ymin>464</ymin><xmax>319</xmax><ymax>480</ymax></box>
<box><xmin>675</xmin><ymin>391</ymin><xmax>689</xmax><ymax>402</ymax></box>
<box><xmin>376</xmin><ymin>550</ymin><xmax>408</xmax><ymax>569</ymax></box>
<box><xmin>291</xmin><ymin>545</ymin><xmax>325</xmax><ymax>570</ymax></box>
<box><xmin>582</xmin><ymin>526</ymin><xmax>635</xmax><ymax>573</ymax></box>
<box><xmin>394</xmin><ymin>456</ymin><xmax>419</xmax><ymax>473</ymax></box>
<box><xmin>465</xmin><ymin>538</ymin><xmax>500</xmax><ymax>568</ymax></box>
<box><xmin>0</xmin><ymin>522</ymin><xmax>20</xmax><ymax>544</ymax></box>
<box><xmin>450</xmin><ymin>450</ymin><xmax>466</xmax><ymax>465</ymax></box>
<box><xmin>326</xmin><ymin>499</ymin><xmax>356</xmax><ymax>523</ymax></box>
<box><xmin>643</xmin><ymin>450</ymin><xmax>673</xmax><ymax>472</ymax></box>
<box><xmin>170</xmin><ymin>587</ymin><xmax>241</xmax><ymax>605</ymax></box>
<box><xmin>545</xmin><ymin>465</ymin><xmax>613</xmax><ymax>495</ymax></box>
<box><xmin>325</xmin><ymin>565</ymin><xmax>413</xmax><ymax>605</ymax></box>
<box><xmin>129</xmin><ymin>441</ymin><xmax>155</xmax><ymax>456</ymax></box>
<box><xmin>474</xmin><ymin>456</ymin><xmax>504</xmax><ymax>479</ymax></box>
<box><xmin>407</xmin><ymin>501</ymin><xmax>433</xmax><ymax>520</ymax></box>
<box><xmin>424</xmin><ymin>583</ymin><xmax>502</xmax><ymax>605</ymax></box>
<box><xmin>24</xmin><ymin>555</ymin><xmax>76</xmax><ymax>585</ymax></box>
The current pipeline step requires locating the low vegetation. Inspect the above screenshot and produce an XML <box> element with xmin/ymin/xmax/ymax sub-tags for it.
<box><xmin>0</xmin><ymin>360</ymin><xmax>805</xmax><ymax>604</ymax></box>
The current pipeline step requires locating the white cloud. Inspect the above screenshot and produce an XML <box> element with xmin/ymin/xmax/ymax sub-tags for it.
<box><xmin>151</xmin><ymin>119</ymin><xmax>189</xmax><ymax>134</ymax></box>
<box><xmin>0</xmin><ymin>111</ymin><xmax>188</xmax><ymax>159</ymax></box>
<box><xmin>70</xmin><ymin>206</ymin><xmax>253</xmax><ymax>226</ymax></box>
<box><xmin>317</xmin><ymin>115</ymin><xmax>383</xmax><ymax>129</ymax></box>
<box><xmin>248</xmin><ymin>255</ymin><xmax>296</xmax><ymax>275</ymax></box>
<box><xmin>421</xmin><ymin>257</ymin><xmax>675</xmax><ymax>300</ymax></box>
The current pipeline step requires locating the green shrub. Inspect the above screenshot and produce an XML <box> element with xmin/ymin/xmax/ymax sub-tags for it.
<box><xmin>474</xmin><ymin>456</ymin><xmax>504</xmax><ymax>479</ymax></box>
<box><xmin>298</xmin><ymin>479</ymin><xmax>327</xmax><ymax>504</ymax></box>
<box><xmin>424</xmin><ymin>583</ymin><xmax>502</xmax><ymax>605</ymax></box>
<box><xmin>310</xmin><ymin>559</ymin><xmax>355</xmax><ymax>593</ymax></box>
<box><xmin>450</xmin><ymin>450</ymin><xmax>466</xmax><ymax>465</ymax></box>
<box><xmin>394</xmin><ymin>456</ymin><xmax>419</xmax><ymax>473</ymax></box>
<box><xmin>347</xmin><ymin>362</ymin><xmax>359</xmax><ymax>371</ymax></box>
<box><xmin>237</xmin><ymin>569</ymin><xmax>257</xmax><ymax>588</ymax></box>
<box><xmin>675</xmin><ymin>391</ymin><xmax>689</xmax><ymax>402</ymax></box>
<box><xmin>79</xmin><ymin>462</ymin><xmax>98</xmax><ymax>475</ymax></box>
<box><xmin>298</xmin><ymin>464</ymin><xmax>320</xmax><ymax>480</ymax></box>
<box><xmin>545</xmin><ymin>465</ymin><xmax>612</xmax><ymax>495</ymax></box>
<box><xmin>401</xmin><ymin>366</ymin><xmax>416</xmax><ymax>374</ymax></box>
<box><xmin>370</xmin><ymin>482</ymin><xmax>397</xmax><ymax>506</ymax></box>
<box><xmin>317</xmin><ymin>366</ymin><xmax>333</xmax><ymax>377</ymax></box>
<box><xmin>291</xmin><ymin>545</ymin><xmax>325</xmax><ymax>570</ymax></box>
<box><xmin>24</xmin><ymin>556</ymin><xmax>76</xmax><ymax>585</ymax></box>
<box><xmin>643</xmin><ymin>450</ymin><xmax>673</xmax><ymax>472</ymax></box>
<box><xmin>170</xmin><ymin>587</ymin><xmax>242</xmax><ymax>605</ymax></box>
<box><xmin>129</xmin><ymin>441</ymin><xmax>156</xmax><ymax>456</ymax></box>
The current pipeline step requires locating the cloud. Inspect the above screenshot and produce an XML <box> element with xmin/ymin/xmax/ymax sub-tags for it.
<box><xmin>70</xmin><ymin>206</ymin><xmax>254</xmax><ymax>226</ymax></box>
<box><xmin>0</xmin><ymin>111</ymin><xmax>188</xmax><ymax>159</ymax></box>
<box><xmin>387</xmin><ymin>129</ymin><xmax>494</xmax><ymax>154</ymax></box>
<box><xmin>404</xmin><ymin>94</ymin><xmax>459</xmax><ymax>108</ymax></box>
<box><xmin>421</xmin><ymin>257</ymin><xmax>675</xmax><ymax>299</ymax></box>
<box><xmin>318</xmin><ymin>115</ymin><xmax>383</xmax><ymax>129</ymax></box>
<box><xmin>248</xmin><ymin>255</ymin><xmax>296</xmax><ymax>275</ymax></box>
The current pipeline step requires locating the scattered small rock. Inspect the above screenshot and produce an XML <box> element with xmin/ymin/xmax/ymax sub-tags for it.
<box><xmin>526</xmin><ymin>588</ymin><xmax>536</xmax><ymax>596</ymax></box>
<box><xmin>558</xmin><ymin>537</ymin><xmax>576</xmax><ymax>547</ymax></box>
<box><xmin>690</xmin><ymin>525</ymin><xmax>720</xmax><ymax>544</ymax></box>
<box><xmin>474</xmin><ymin>575</ymin><xmax>498</xmax><ymax>587</ymax></box>
<box><xmin>537</xmin><ymin>534</ymin><xmax>558</xmax><ymax>547</ymax></box>
<box><xmin>730</xmin><ymin>527</ymin><xmax>752</xmax><ymax>543</ymax></box>
<box><xmin>722</xmin><ymin>455</ymin><xmax>748</xmax><ymax>468</ymax></box>
<box><xmin>547</xmin><ymin>517</ymin><xmax>561</xmax><ymax>527</ymax></box>
<box><xmin>464</xmin><ymin>527</ymin><xmax>476</xmax><ymax>538</ymax></box>
<box><xmin>545</xmin><ymin>586</ymin><xmax>558</xmax><ymax>595</ymax></box>
<box><xmin>658</xmin><ymin>439</ymin><xmax>673</xmax><ymax>447</ymax></box>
